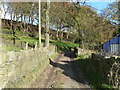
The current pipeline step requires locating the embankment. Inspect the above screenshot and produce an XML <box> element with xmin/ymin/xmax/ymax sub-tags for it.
<box><xmin>0</xmin><ymin>45</ymin><xmax>56</xmax><ymax>88</ymax></box>
<box><xmin>76</xmin><ymin>48</ymin><xmax>120</xmax><ymax>89</ymax></box>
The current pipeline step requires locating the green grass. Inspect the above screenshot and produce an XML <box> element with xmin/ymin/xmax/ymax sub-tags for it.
<box><xmin>49</xmin><ymin>40</ymin><xmax>79</xmax><ymax>51</ymax></box>
<box><xmin>49</xmin><ymin>52</ymin><xmax>57</xmax><ymax>59</ymax></box>
<box><xmin>75</xmin><ymin>56</ymin><xmax>113</xmax><ymax>89</ymax></box>
<box><xmin>20</xmin><ymin>37</ymin><xmax>38</xmax><ymax>44</ymax></box>
<box><xmin>1</xmin><ymin>29</ymin><xmax>29</xmax><ymax>35</ymax></box>
<box><xmin>3</xmin><ymin>45</ymin><xmax>23</xmax><ymax>51</ymax></box>
<box><xmin>1</xmin><ymin>29</ymin><xmax>79</xmax><ymax>51</ymax></box>
<box><xmin>40</xmin><ymin>39</ymin><xmax>79</xmax><ymax>51</ymax></box>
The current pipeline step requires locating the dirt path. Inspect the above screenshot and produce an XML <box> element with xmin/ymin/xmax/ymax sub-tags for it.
<box><xmin>32</xmin><ymin>51</ymin><xmax>90</xmax><ymax>88</ymax></box>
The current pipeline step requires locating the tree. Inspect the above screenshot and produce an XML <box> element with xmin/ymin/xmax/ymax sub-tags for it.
<box><xmin>49</xmin><ymin>2</ymin><xmax>114</xmax><ymax>50</ymax></box>
<box><xmin>56</xmin><ymin>3</ymin><xmax>98</xmax><ymax>49</ymax></box>
<box><xmin>101</xmin><ymin>2</ymin><xmax>118</xmax><ymax>36</ymax></box>
<box><xmin>39</xmin><ymin>1</ymin><xmax>41</xmax><ymax>47</ymax></box>
<box><xmin>7</xmin><ymin>2</ymin><xmax>39</xmax><ymax>45</ymax></box>
<box><xmin>118</xmin><ymin>1</ymin><xmax>120</xmax><ymax>35</ymax></box>
<box><xmin>45</xmin><ymin>0</ymin><xmax>50</xmax><ymax>47</ymax></box>
<box><xmin>2</xmin><ymin>2</ymin><xmax>10</xmax><ymax>24</ymax></box>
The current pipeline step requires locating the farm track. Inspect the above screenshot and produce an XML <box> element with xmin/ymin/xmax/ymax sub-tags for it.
<box><xmin>32</xmin><ymin>51</ymin><xmax>90</xmax><ymax>89</ymax></box>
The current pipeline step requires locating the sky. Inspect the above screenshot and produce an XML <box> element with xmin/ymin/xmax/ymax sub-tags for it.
<box><xmin>1</xmin><ymin>0</ymin><xmax>116</xmax><ymax>20</ymax></box>
<box><xmin>86</xmin><ymin>1</ymin><xmax>116</xmax><ymax>14</ymax></box>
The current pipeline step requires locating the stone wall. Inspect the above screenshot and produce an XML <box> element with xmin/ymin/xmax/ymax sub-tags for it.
<box><xmin>0</xmin><ymin>45</ymin><xmax>56</xmax><ymax>89</ymax></box>
<box><xmin>77</xmin><ymin>48</ymin><xmax>94</xmax><ymax>58</ymax></box>
<box><xmin>77</xmin><ymin>48</ymin><xmax>120</xmax><ymax>88</ymax></box>
<box><xmin>91</xmin><ymin>54</ymin><xmax>120</xmax><ymax>88</ymax></box>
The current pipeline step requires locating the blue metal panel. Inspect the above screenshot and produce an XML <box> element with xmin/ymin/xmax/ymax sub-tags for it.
<box><xmin>103</xmin><ymin>40</ymin><xmax>110</xmax><ymax>53</ymax></box>
<box><xmin>110</xmin><ymin>35</ymin><xmax>120</xmax><ymax>44</ymax></box>
<box><xmin>103</xmin><ymin>41</ymin><xmax>110</xmax><ymax>52</ymax></box>
<box><xmin>102</xmin><ymin>35</ymin><xmax>120</xmax><ymax>53</ymax></box>
<box><xmin>110</xmin><ymin>44</ymin><xmax>119</xmax><ymax>55</ymax></box>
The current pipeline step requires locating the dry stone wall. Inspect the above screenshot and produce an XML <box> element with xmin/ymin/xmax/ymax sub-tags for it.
<box><xmin>77</xmin><ymin>48</ymin><xmax>94</xmax><ymax>58</ymax></box>
<box><xmin>0</xmin><ymin>45</ymin><xmax>56</xmax><ymax>89</ymax></box>
<box><xmin>77</xmin><ymin>48</ymin><xmax>120</xmax><ymax>88</ymax></box>
<box><xmin>91</xmin><ymin>54</ymin><xmax>120</xmax><ymax>89</ymax></box>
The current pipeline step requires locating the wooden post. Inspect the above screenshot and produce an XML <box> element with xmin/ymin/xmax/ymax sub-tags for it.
<box><xmin>35</xmin><ymin>42</ymin><xmax>37</xmax><ymax>49</ymax></box>
<box><xmin>21</xmin><ymin>41</ymin><xmax>23</xmax><ymax>48</ymax></box>
<box><xmin>25</xmin><ymin>42</ymin><xmax>28</xmax><ymax>50</ymax></box>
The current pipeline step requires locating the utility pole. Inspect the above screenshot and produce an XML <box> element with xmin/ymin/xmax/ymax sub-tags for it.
<box><xmin>39</xmin><ymin>0</ymin><xmax>41</xmax><ymax>47</ymax></box>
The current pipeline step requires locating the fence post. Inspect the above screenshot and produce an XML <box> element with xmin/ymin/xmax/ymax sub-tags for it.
<box><xmin>35</xmin><ymin>42</ymin><xmax>37</xmax><ymax>49</ymax></box>
<box><xmin>25</xmin><ymin>42</ymin><xmax>28</xmax><ymax>50</ymax></box>
<box><xmin>21</xmin><ymin>41</ymin><xmax>23</xmax><ymax>48</ymax></box>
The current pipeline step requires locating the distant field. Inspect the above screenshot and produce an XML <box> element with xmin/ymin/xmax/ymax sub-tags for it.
<box><xmin>1</xmin><ymin>29</ymin><xmax>79</xmax><ymax>51</ymax></box>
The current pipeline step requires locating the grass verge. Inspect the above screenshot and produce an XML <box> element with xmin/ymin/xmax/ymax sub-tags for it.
<box><xmin>75</xmin><ymin>56</ymin><xmax>113</xmax><ymax>89</ymax></box>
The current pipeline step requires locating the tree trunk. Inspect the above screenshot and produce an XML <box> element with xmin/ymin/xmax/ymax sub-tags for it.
<box><xmin>3</xmin><ymin>3</ymin><xmax>9</xmax><ymax>24</ymax></box>
<box><xmin>29</xmin><ymin>16</ymin><xmax>31</xmax><ymax>23</ymax></box>
<box><xmin>23</xmin><ymin>15</ymin><xmax>26</xmax><ymax>32</ymax></box>
<box><xmin>0</xmin><ymin>4</ymin><xmax>2</xmax><ymax>30</ymax></box>
<box><xmin>31</xmin><ymin>17</ymin><xmax>34</xmax><ymax>25</ymax></box>
<box><xmin>56</xmin><ymin>25</ymin><xmax>59</xmax><ymax>40</ymax></box>
<box><xmin>13</xmin><ymin>28</ymin><xmax>15</xmax><ymax>45</ymax></box>
<box><xmin>66</xmin><ymin>32</ymin><xmax>69</xmax><ymax>40</ymax></box>
<box><xmin>56</xmin><ymin>30</ymin><xmax>58</xmax><ymax>40</ymax></box>
<box><xmin>10</xmin><ymin>12</ymin><xmax>13</xmax><ymax>30</ymax></box>
<box><xmin>21</xmin><ymin>14</ymin><xmax>23</xmax><ymax>22</ymax></box>
<box><xmin>13</xmin><ymin>13</ymin><xmax>16</xmax><ymax>21</ymax></box>
<box><xmin>4</xmin><ymin>12</ymin><xmax>7</xmax><ymax>24</ymax></box>
<box><xmin>13</xmin><ymin>13</ymin><xmax>16</xmax><ymax>45</ymax></box>
<box><xmin>81</xmin><ymin>38</ymin><xmax>84</xmax><ymax>49</ymax></box>
<box><xmin>118</xmin><ymin>1</ymin><xmax>120</xmax><ymax>33</ymax></box>
<box><xmin>61</xmin><ymin>32</ymin><xmax>63</xmax><ymax>40</ymax></box>
<box><xmin>45</xmin><ymin>0</ymin><xmax>50</xmax><ymax>47</ymax></box>
<box><xmin>21</xmin><ymin>14</ymin><xmax>23</xmax><ymax>31</ymax></box>
<box><xmin>78</xmin><ymin>29</ymin><xmax>85</xmax><ymax>49</ymax></box>
<box><xmin>10</xmin><ymin>11</ymin><xmax>15</xmax><ymax>45</ymax></box>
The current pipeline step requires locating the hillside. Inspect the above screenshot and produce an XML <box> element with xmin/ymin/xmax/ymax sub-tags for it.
<box><xmin>1</xmin><ymin>29</ymin><xmax>78</xmax><ymax>51</ymax></box>
<box><xmin>2</xmin><ymin>19</ymin><xmax>71</xmax><ymax>40</ymax></box>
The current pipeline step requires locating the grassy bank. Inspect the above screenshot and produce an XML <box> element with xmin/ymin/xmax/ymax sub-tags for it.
<box><xmin>1</xmin><ymin>29</ymin><xmax>79</xmax><ymax>51</ymax></box>
<box><xmin>49</xmin><ymin>40</ymin><xmax>79</xmax><ymax>51</ymax></box>
<box><xmin>75</xmin><ymin>56</ymin><xmax>113</xmax><ymax>89</ymax></box>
